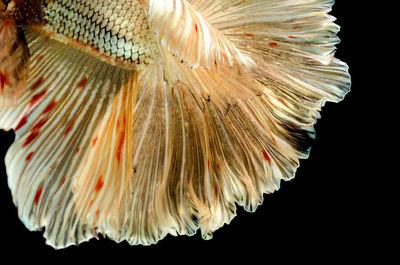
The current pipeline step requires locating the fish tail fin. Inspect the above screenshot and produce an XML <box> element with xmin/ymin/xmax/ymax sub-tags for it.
<box><xmin>196</xmin><ymin>0</ymin><xmax>351</xmax><ymax>99</ymax></box>
<box><xmin>1</xmin><ymin>0</ymin><xmax>351</xmax><ymax>248</ymax></box>
<box><xmin>112</xmin><ymin>0</ymin><xmax>350</xmax><ymax>243</ymax></box>
<box><xmin>0</xmin><ymin>17</ymin><xmax>30</xmax><ymax>107</ymax></box>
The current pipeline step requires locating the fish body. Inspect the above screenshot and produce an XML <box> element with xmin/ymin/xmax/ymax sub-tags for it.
<box><xmin>41</xmin><ymin>0</ymin><xmax>160</xmax><ymax>65</ymax></box>
<box><xmin>0</xmin><ymin>0</ymin><xmax>350</xmax><ymax>248</ymax></box>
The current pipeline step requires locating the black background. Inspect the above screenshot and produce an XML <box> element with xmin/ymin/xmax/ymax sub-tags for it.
<box><xmin>0</xmin><ymin>1</ymin><xmax>377</xmax><ymax>262</ymax></box>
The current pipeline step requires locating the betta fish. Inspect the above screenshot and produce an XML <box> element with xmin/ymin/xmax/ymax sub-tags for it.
<box><xmin>0</xmin><ymin>0</ymin><xmax>350</xmax><ymax>248</ymax></box>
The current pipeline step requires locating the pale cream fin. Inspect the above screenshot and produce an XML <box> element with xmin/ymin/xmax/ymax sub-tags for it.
<box><xmin>139</xmin><ymin>0</ymin><xmax>255</xmax><ymax>70</ymax></box>
<box><xmin>0</xmin><ymin>30</ymin><xmax>135</xmax><ymax>248</ymax></box>
<box><xmin>192</xmin><ymin>0</ymin><xmax>340</xmax><ymax>65</ymax></box>
<box><xmin>0</xmin><ymin>0</ymin><xmax>350</xmax><ymax>248</ymax></box>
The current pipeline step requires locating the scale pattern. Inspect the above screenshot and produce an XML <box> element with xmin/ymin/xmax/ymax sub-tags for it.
<box><xmin>42</xmin><ymin>0</ymin><xmax>160</xmax><ymax>64</ymax></box>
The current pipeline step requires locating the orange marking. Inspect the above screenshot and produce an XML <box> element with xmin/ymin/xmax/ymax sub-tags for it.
<box><xmin>34</xmin><ymin>186</ymin><xmax>43</xmax><ymax>205</ymax></box>
<box><xmin>245</xmin><ymin>33</ymin><xmax>254</xmax><ymax>37</ymax></box>
<box><xmin>269</xmin><ymin>42</ymin><xmax>279</xmax><ymax>47</ymax></box>
<box><xmin>61</xmin><ymin>178</ymin><xmax>66</xmax><ymax>185</ymax></box>
<box><xmin>262</xmin><ymin>150</ymin><xmax>271</xmax><ymax>165</ymax></box>
<box><xmin>116</xmin><ymin>114</ymin><xmax>126</xmax><ymax>165</ymax></box>
<box><xmin>116</xmin><ymin>120</ymin><xmax>120</xmax><ymax>131</ymax></box>
<box><xmin>95</xmin><ymin>178</ymin><xmax>104</xmax><ymax>192</ymax></box>
<box><xmin>26</xmin><ymin>152</ymin><xmax>34</xmax><ymax>161</ymax></box>
<box><xmin>195</xmin><ymin>24</ymin><xmax>198</xmax><ymax>33</ymax></box>
<box><xmin>95</xmin><ymin>210</ymin><xmax>100</xmax><ymax>217</ymax></box>
<box><xmin>278</xmin><ymin>98</ymin><xmax>288</xmax><ymax>107</ymax></box>
<box><xmin>92</xmin><ymin>136</ymin><xmax>98</xmax><ymax>146</ymax></box>
<box><xmin>36</xmin><ymin>55</ymin><xmax>44</xmax><ymax>62</ymax></box>
<box><xmin>116</xmin><ymin>131</ymin><xmax>125</xmax><ymax>165</ymax></box>
<box><xmin>288</xmin><ymin>36</ymin><xmax>297</xmax><ymax>39</ymax></box>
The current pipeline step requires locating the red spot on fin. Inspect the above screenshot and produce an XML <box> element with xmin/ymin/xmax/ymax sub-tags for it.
<box><xmin>116</xmin><ymin>114</ymin><xmax>126</xmax><ymax>165</ymax></box>
<box><xmin>64</xmin><ymin>118</ymin><xmax>76</xmax><ymax>135</ymax></box>
<box><xmin>32</xmin><ymin>118</ymin><xmax>47</xmax><ymax>131</ymax></box>
<box><xmin>15</xmin><ymin>114</ymin><xmax>28</xmax><ymax>131</ymax></box>
<box><xmin>245</xmin><ymin>33</ymin><xmax>254</xmax><ymax>37</ymax></box>
<box><xmin>29</xmin><ymin>90</ymin><xmax>47</xmax><ymax>107</ymax></box>
<box><xmin>278</xmin><ymin>98</ymin><xmax>288</xmax><ymax>107</ymax></box>
<box><xmin>36</xmin><ymin>55</ymin><xmax>44</xmax><ymax>62</ymax></box>
<box><xmin>23</xmin><ymin>131</ymin><xmax>39</xmax><ymax>147</ymax></box>
<box><xmin>34</xmin><ymin>186</ymin><xmax>43</xmax><ymax>205</ymax></box>
<box><xmin>195</xmin><ymin>24</ymin><xmax>198</xmax><ymax>33</ymax></box>
<box><xmin>116</xmin><ymin>132</ymin><xmax>125</xmax><ymax>165</ymax></box>
<box><xmin>288</xmin><ymin>36</ymin><xmax>297</xmax><ymax>39</ymax></box>
<box><xmin>30</xmin><ymin>77</ymin><xmax>44</xmax><ymax>91</ymax></box>
<box><xmin>95</xmin><ymin>178</ymin><xmax>104</xmax><ymax>192</ymax></box>
<box><xmin>43</xmin><ymin>101</ymin><xmax>57</xmax><ymax>114</ymax></box>
<box><xmin>92</xmin><ymin>136</ymin><xmax>98</xmax><ymax>146</ymax></box>
<box><xmin>262</xmin><ymin>150</ymin><xmax>271</xmax><ymax>165</ymax></box>
<box><xmin>269</xmin><ymin>42</ymin><xmax>279</xmax><ymax>47</ymax></box>
<box><xmin>77</xmin><ymin>77</ymin><xmax>88</xmax><ymax>88</ymax></box>
<box><xmin>26</xmin><ymin>152</ymin><xmax>34</xmax><ymax>161</ymax></box>
<box><xmin>0</xmin><ymin>71</ymin><xmax>9</xmax><ymax>91</ymax></box>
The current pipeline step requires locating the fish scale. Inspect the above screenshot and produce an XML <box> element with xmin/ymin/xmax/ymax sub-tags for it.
<box><xmin>42</xmin><ymin>0</ymin><xmax>160</xmax><ymax>64</ymax></box>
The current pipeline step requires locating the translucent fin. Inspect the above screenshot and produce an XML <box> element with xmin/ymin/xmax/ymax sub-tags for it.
<box><xmin>0</xmin><ymin>18</ymin><xmax>29</xmax><ymax>107</ymax></box>
<box><xmin>139</xmin><ymin>0</ymin><xmax>255</xmax><ymax>70</ymax></box>
<box><xmin>0</xmin><ymin>30</ymin><xmax>135</xmax><ymax>248</ymax></box>
<box><xmin>193</xmin><ymin>0</ymin><xmax>342</xmax><ymax>65</ymax></box>
<box><xmin>0</xmin><ymin>0</ymin><xmax>350</xmax><ymax>248</ymax></box>
<box><xmin>98</xmin><ymin>0</ymin><xmax>349</xmax><ymax>244</ymax></box>
<box><xmin>72</xmin><ymin>69</ymin><xmax>137</xmax><ymax>240</ymax></box>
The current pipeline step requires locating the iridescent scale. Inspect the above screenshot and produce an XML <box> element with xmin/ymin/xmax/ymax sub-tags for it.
<box><xmin>42</xmin><ymin>0</ymin><xmax>160</xmax><ymax>64</ymax></box>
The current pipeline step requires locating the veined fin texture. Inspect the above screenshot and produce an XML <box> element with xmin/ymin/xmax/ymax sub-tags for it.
<box><xmin>0</xmin><ymin>29</ymin><xmax>138</xmax><ymax>248</ymax></box>
<box><xmin>139</xmin><ymin>0</ymin><xmax>256</xmax><ymax>70</ymax></box>
<box><xmin>0</xmin><ymin>0</ymin><xmax>350</xmax><ymax>248</ymax></box>
<box><xmin>0</xmin><ymin>18</ymin><xmax>30</xmax><ymax>107</ymax></box>
<box><xmin>192</xmin><ymin>0</ymin><xmax>341</xmax><ymax>65</ymax></box>
<box><xmin>190</xmin><ymin>0</ymin><xmax>351</xmax><ymax>144</ymax></box>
